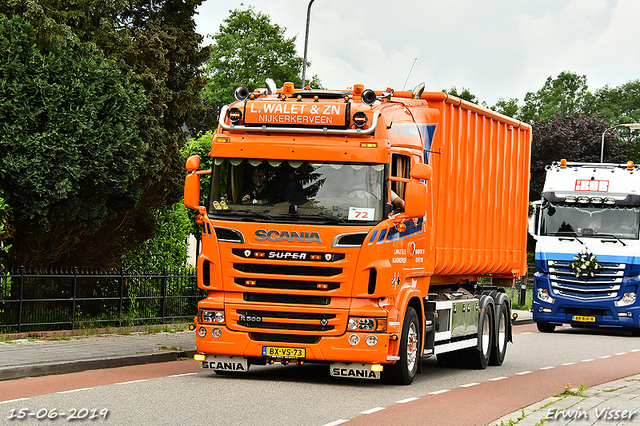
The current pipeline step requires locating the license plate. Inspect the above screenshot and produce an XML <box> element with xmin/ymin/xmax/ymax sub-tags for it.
<box><xmin>262</xmin><ymin>346</ymin><xmax>306</xmax><ymax>359</ymax></box>
<box><xmin>573</xmin><ymin>315</ymin><xmax>596</xmax><ymax>322</ymax></box>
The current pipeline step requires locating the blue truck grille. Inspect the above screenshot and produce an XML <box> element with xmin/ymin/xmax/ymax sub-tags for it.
<box><xmin>548</xmin><ymin>260</ymin><xmax>624</xmax><ymax>300</ymax></box>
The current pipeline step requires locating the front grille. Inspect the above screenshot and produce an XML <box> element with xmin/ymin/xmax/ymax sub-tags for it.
<box><xmin>237</xmin><ymin>310</ymin><xmax>335</xmax><ymax>320</ymax></box>
<box><xmin>548</xmin><ymin>260</ymin><xmax>624</xmax><ymax>300</ymax></box>
<box><xmin>234</xmin><ymin>263</ymin><xmax>342</xmax><ymax>276</ymax></box>
<box><xmin>234</xmin><ymin>278</ymin><xmax>339</xmax><ymax>291</ymax></box>
<box><xmin>236</xmin><ymin>310</ymin><xmax>336</xmax><ymax>332</ymax></box>
<box><xmin>244</xmin><ymin>292</ymin><xmax>330</xmax><ymax>305</ymax></box>
<box><xmin>563</xmin><ymin>308</ymin><xmax>608</xmax><ymax>316</ymax></box>
<box><xmin>239</xmin><ymin>321</ymin><xmax>333</xmax><ymax>331</ymax></box>
<box><xmin>250</xmin><ymin>333</ymin><xmax>321</xmax><ymax>344</ymax></box>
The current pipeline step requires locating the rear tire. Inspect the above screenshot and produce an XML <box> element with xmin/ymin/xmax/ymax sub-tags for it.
<box><xmin>489</xmin><ymin>302</ymin><xmax>509</xmax><ymax>366</ymax></box>
<box><xmin>537</xmin><ymin>322</ymin><xmax>556</xmax><ymax>333</ymax></box>
<box><xmin>385</xmin><ymin>307</ymin><xmax>420</xmax><ymax>385</ymax></box>
<box><xmin>462</xmin><ymin>304</ymin><xmax>493</xmax><ymax>369</ymax></box>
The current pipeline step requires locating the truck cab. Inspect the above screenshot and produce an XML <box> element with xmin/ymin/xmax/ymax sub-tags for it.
<box><xmin>529</xmin><ymin>160</ymin><xmax>640</xmax><ymax>335</ymax></box>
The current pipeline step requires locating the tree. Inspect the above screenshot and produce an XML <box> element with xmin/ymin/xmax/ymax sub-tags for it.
<box><xmin>592</xmin><ymin>80</ymin><xmax>640</xmax><ymax>160</ymax></box>
<box><xmin>520</xmin><ymin>71</ymin><xmax>592</xmax><ymax>123</ymax></box>
<box><xmin>442</xmin><ymin>86</ymin><xmax>479</xmax><ymax>104</ymax></box>
<box><xmin>529</xmin><ymin>113</ymin><xmax>630</xmax><ymax>200</ymax></box>
<box><xmin>491</xmin><ymin>97</ymin><xmax>520</xmax><ymax>118</ymax></box>
<box><xmin>0</xmin><ymin>0</ymin><xmax>210</xmax><ymax>268</ymax></box>
<box><xmin>201</xmin><ymin>6</ymin><xmax>322</xmax><ymax>123</ymax></box>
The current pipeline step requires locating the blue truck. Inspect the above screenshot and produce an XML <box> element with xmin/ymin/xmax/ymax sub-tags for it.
<box><xmin>529</xmin><ymin>160</ymin><xmax>640</xmax><ymax>335</ymax></box>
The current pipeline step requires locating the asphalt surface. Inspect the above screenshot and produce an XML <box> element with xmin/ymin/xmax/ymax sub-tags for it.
<box><xmin>1</xmin><ymin>312</ymin><xmax>639</xmax><ymax>426</ymax></box>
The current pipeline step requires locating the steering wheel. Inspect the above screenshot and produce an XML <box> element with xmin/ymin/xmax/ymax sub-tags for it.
<box><xmin>348</xmin><ymin>189</ymin><xmax>377</xmax><ymax>198</ymax></box>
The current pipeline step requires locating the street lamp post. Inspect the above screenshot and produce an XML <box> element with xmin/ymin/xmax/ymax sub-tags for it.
<box><xmin>601</xmin><ymin>123</ymin><xmax>640</xmax><ymax>163</ymax></box>
<box><xmin>301</xmin><ymin>0</ymin><xmax>315</xmax><ymax>89</ymax></box>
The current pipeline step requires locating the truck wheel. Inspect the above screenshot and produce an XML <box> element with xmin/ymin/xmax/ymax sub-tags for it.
<box><xmin>489</xmin><ymin>302</ymin><xmax>509</xmax><ymax>366</ymax></box>
<box><xmin>385</xmin><ymin>307</ymin><xmax>420</xmax><ymax>385</ymax></box>
<box><xmin>537</xmin><ymin>322</ymin><xmax>556</xmax><ymax>333</ymax></box>
<box><xmin>463</xmin><ymin>305</ymin><xmax>493</xmax><ymax>369</ymax></box>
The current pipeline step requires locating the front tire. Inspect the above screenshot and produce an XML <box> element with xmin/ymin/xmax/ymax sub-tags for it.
<box><xmin>537</xmin><ymin>322</ymin><xmax>556</xmax><ymax>333</ymax></box>
<box><xmin>385</xmin><ymin>307</ymin><xmax>420</xmax><ymax>385</ymax></box>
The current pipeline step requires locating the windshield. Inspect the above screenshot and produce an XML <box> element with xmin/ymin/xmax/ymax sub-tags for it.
<box><xmin>540</xmin><ymin>203</ymin><xmax>640</xmax><ymax>239</ymax></box>
<box><xmin>206</xmin><ymin>158</ymin><xmax>391</xmax><ymax>223</ymax></box>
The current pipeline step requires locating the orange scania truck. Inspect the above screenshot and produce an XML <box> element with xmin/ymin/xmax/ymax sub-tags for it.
<box><xmin>184</xmin><ymin>81</ymin><xmax>532</xmax><ymax>384</ymax></box>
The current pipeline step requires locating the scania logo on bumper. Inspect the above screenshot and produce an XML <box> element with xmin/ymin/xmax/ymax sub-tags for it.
<box><xmin>255</xmin><ymin>229</ymin><xmax>322</xmax><ymax>243</ymax></box>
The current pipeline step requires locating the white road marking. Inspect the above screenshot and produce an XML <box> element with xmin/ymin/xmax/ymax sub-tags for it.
<box><xmin>361</xmin><ymin>407</ymin><xmax>385</xmax><ymax>415</ymax></box>
<box><xmin>115</xmin><ymin>379</ymin><xmax>149</xmax><ymax>385</ymax></box>
<box><xmin>55</xmin><ymin>388</ymin><xmax>93</xmax><ymax>394</ymax></box>
<box><xmin>397</xmin><ymin>397</ymin><xmax>419</xmax><ymax>403</ymax></box>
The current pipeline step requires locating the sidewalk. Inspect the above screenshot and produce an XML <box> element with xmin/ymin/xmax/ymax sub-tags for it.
<box><xmin>489</xmin><ymin>375</ymin><xmax>640</xmax><ymax>425</ymax></box>
<box><xmin>0</xmin><ymin>325</ymin><xmax>196</xmax><ymax>381</ymax></box>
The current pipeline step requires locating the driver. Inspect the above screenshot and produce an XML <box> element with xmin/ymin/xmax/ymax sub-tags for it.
<box><xmin>241</xmin><ymin>167</ymin><xmax>274</xmax><ymax>205</ymax></box>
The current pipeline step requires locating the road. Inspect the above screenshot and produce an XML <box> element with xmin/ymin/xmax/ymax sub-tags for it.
<box><xmin>1</xmin><ymin>323</ymin><xmax>640</xmax><ymax>426</ymax></box>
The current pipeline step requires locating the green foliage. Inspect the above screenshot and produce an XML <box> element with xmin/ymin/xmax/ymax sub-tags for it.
<box><xmin>125</xmin><ymin>203</ymin><xmax>192</xmax><ymax>271</ymax></box>
<box><xmin>529</xmin><ymin>113</ymin><xmax>629</xmax><ymax>200</ymax></box>
<box><xmin>443</xmin><ymin>86</ymin><xmax>479</xmax><ymax>104</ymax></box>
<box><xmin>0</xmin><ymin>14</ymin><xmax>145</xmax><ymax>266</ymax></box>
<box><xmin>201</xmin><ymin>6</ymin><xmax>321</xmax><ymax>121</ymax></box>
<box><xmin>520</xmin><ymin>71</ymin><xmax>592</xmax><ymax>123</ymax></box>
<box><xmin>0</xmin><ymin>1</ymin><xmax>210</xmax><ymax>268</ymax></box>
<box><xmin>492</xmin><ymin>97</ymin><xmax>520</xmax><ymax>118</ymax></box>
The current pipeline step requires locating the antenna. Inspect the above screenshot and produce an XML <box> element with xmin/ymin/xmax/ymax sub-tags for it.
<box><xmin>388</xmin><ymin>58</ymin><xmax>418</xmax><ymax>129</ymax></box>
<box><xmin>402</xmin><ymin>58</ymin><xmax>418</xmax><ymax>91</ymax></box>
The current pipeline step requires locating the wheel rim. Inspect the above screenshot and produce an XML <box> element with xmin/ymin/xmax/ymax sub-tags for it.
<box><xmin>497</xmin><ymin>310</ymin><xmax>507</xmax><ymax>351</ymax></box>
<box><xmin>406</xmin><ymin>322</ymin><xmax>418</xmax><ymax>372</ymax></box>
<box><xmin>482</xmin><ymin>314</ymin><xmax>491</xmax><ymax>356</ymax></box>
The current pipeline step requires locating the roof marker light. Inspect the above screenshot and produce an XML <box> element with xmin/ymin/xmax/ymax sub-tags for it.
<box><xmin>227</xmin><ymin>108</ymin><xmax>243</xmax><ymax>123</ymax></box>
<box><xmin>560</xmin><ymin>159</ymin><xmax>567</xmax><ymax>168</ymax></box>
<box><xmin>353</xmin><ymin>111</ymin><xmax>368</xmax><ymax>128</ymax></box>
<box><xmin>628</xmin><ymin>161</ymin><xmax>634</xmax><ymax>170</ymax></box>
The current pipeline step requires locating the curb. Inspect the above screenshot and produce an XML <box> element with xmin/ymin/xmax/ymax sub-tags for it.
<box><xmin>0</xmin><ymin>350</ymin><xmax>192</xmax><ymax>382</ymax></box>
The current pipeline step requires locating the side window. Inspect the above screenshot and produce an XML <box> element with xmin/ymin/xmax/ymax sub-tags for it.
<box><xmin>390</xmin><ymin>153</ymin><xmax>410</xmax><ymax>200</ymax></box>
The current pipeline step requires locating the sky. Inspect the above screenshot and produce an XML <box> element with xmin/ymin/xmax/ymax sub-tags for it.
<box><xmin>194</xmin><ymin>0</ymin><xmax>640</xmax><ymax>107</ymax></box>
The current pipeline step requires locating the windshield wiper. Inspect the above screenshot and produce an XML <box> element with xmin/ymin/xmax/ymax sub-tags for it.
<box><xmin>595</xmin><ymin>233</ymin><xmax>627</xmax><ymax>246</ymax></box>
<box><xmin>219</xmin><ymin>209</ymin><xmax>273</xmax><ymax>221</ymax></box>
<box><xmin>548</xmin><ymin>232</ymin><xmax>585</xmax><ymax>245</ymax></box>
<box><xmin>286</xmin><ymin>212</ymin><xmax>347</xmax><ymax>224</ymax></box>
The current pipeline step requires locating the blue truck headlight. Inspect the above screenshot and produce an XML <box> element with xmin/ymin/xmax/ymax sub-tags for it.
<box><xmin>615</xmin><ymin>292</ymin><xmax>637</xmax><ymax>307</ymax></box>
<box><xmin>537</xmin><ymin>288</ymin><xmax>555</xmax><ymax>304</ymax></box>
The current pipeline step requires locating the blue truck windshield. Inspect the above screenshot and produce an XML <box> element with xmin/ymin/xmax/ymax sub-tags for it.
<box><xmin>540</xmin><ymin>203</ymin><xmax>640</xmax><ymax>240</ymax></box>
<box><xmin>206</xmin><ymin>158</ymin><xmax>387</xmax><ymax>223</ymax></box>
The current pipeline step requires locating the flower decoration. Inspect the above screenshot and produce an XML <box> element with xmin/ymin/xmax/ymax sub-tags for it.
<box><xmin>571</xmin><ymin>252</ymin><xmax>602</xmax><ymax>280</ymax></box>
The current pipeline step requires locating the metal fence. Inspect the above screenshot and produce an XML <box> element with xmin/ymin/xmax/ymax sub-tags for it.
<box><xmin>0</xmin><ymin>266</ymin><xmax>203</xmax><ymax>333</ymax></box>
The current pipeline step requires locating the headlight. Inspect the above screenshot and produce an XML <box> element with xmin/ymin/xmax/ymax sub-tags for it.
<box><xmin>615</xmin><ymin>292</ymin><xmax>637</xmax><ymax>307</ymax></box>
<box><xmin>347</xmin><ymin>317</ymin><xmax>387</xmax><ymax>332</ymax></box>
<box><xmin>537</xmin><ymin>288</ymin><xmax>555</xmax><ymax>304</ymax></box>
<box><xmin>201</xmin><ymin>309</ymin><xmax>225</xmax><ymax>324</ymax></box>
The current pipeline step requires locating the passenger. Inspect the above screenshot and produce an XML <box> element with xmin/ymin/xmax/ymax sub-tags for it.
<box><xmin>241</xmin><ymin>167</ymin><xmax>274</xmax><ymax>205</ymax></box>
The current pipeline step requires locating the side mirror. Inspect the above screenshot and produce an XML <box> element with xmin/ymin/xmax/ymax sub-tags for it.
<box><xmin>184</xmin><ymin>155</ymin><xmax>207</xmax><ymax>211</ymax></box>
<box><xmin>184</xmin><ymin>172</ymin><xmax>201</xmax><ymax>210</ymax></box>
<box><xmin>403</xmin><ymin>180</ymin><xmax>427</xmax><ymax>218</ymax></box>
<box><xmin>186</xmin><ymin>155</ymin><xmax>200</xmax><ymax>172</ymax></box>
<box><xmin>410</xmin><ymin>163</ymin><xmax>432</xmax><ymax>181</ymax></box>
<box><xmin>528</xmin><ymin>201</ymin><xmax>541</xmax><ymax>239</ymax></box>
